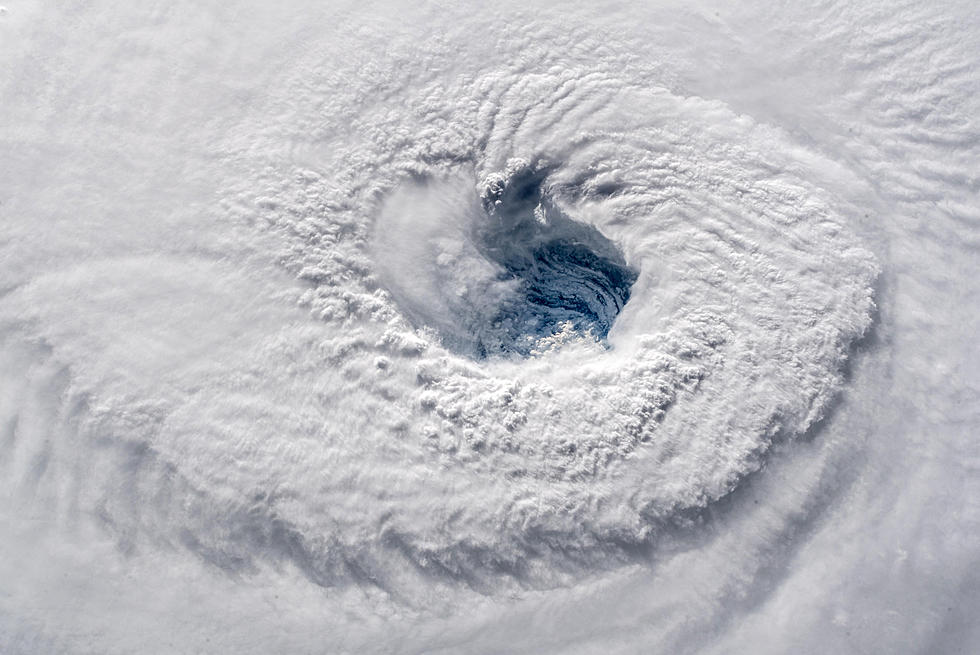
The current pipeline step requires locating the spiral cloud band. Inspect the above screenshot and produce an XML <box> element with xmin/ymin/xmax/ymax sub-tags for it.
<box><xmin>1</xmin><ymin>1</ymin><xmax>977</xmax><ymax>654</ymax></box>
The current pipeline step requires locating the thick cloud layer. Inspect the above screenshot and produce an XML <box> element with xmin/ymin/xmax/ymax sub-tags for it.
<box><xmin>1</xmin><ymin>1</ymin><xmax>977</xmax><ymax>653</ymax></box>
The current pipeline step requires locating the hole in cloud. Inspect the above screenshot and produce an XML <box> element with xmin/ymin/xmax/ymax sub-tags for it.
<box><xmin>475</xmin><ymin>165</ymin><xmax>637</xmax><ymax>357</ymax></box>
<box><xmin>372</xmin><ymin>164</ymin><xmax>637</xmax><ymax>359</ymax></box>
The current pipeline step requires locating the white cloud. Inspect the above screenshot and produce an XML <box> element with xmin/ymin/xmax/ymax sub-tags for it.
<box><xmin>0</xmin><ymin>1</ymin><xmax>977</xmax><ymax>653</ymax></box>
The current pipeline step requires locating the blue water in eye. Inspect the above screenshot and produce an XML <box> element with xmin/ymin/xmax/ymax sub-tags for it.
<box><xmin>475</xmin><ymin>168</ymin><xmax>637</xmax><ymax>357</ymax></box>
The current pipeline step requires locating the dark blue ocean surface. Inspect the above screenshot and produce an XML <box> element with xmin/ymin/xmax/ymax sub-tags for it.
<box><xmin>475</xmin><ymin>167</ymin><xmax>637</xmax><ymax>357</ymax></box>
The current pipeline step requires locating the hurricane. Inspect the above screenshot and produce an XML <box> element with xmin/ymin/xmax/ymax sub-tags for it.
<box><xmin>1</xmin><ymin>2</ymin><xmax>978</xmax><ymax>654</ymax></box>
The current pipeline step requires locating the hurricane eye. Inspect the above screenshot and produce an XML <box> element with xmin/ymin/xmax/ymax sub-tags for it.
<box><xmin>473</xmin><ymin>171</ymin><xmax>636</xmax><ymax>357</ymax></box>
<box><xmin>371</xmin><ymin>166</ymin><xmax>637</xmax><ymax>360</ymax></box>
